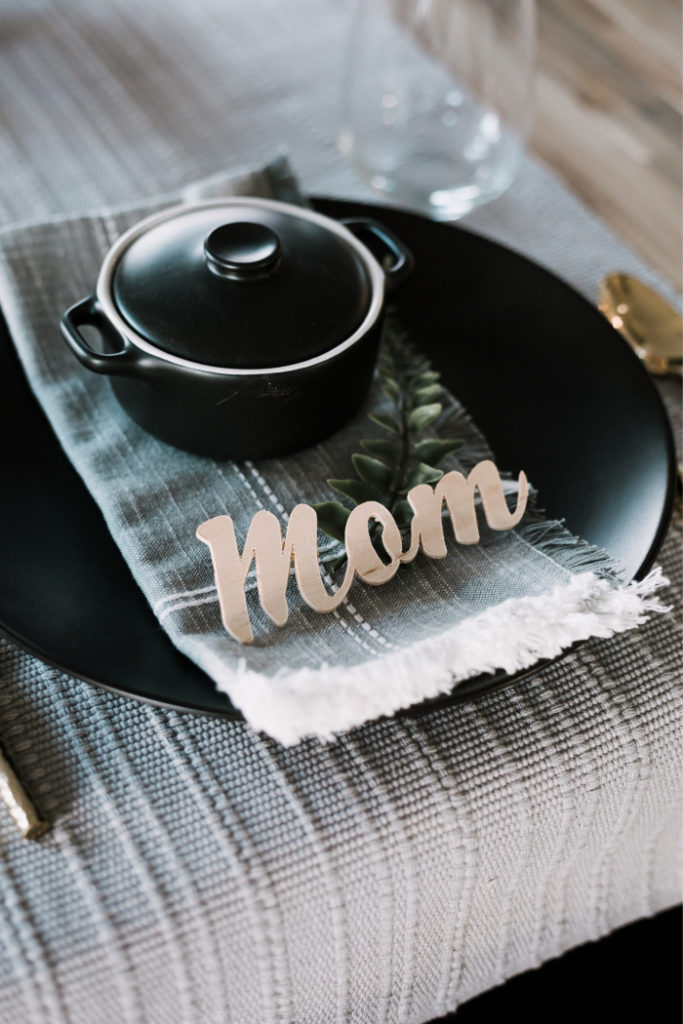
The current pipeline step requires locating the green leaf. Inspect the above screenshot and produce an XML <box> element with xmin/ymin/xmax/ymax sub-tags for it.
<box><xmin>382</xmin><ymin>378</ymin><xmax>401</xmax><ymax>405</ymax></box>
<box><xmin>315</xmin><ymin>312</ymin><xmax>465</xmax><ymax>552</ymax></box>
<box><xmin>413</xmin><ymin>370</ymin><xmax>440</xmax><ymax>387</ymax></box>
<box><xmin>405</xmin><ymin>462</ymin><xmax>444</xmax><ymax>490</ymax></box>
<box><xmin>409</xmin><ymin>403</ymin><xmax>442</xmax><ymax>432</ymax></box>
<box><xmin>311</xmin><ymin>501</ymin><xmax>351</xmax><ymax>543</ymax></box>
<box><xmin>408</xmin><ymin>359</ymin><xmax>431</xmax><ymax>377</ymax></box>
<box><xmin>360</xmin><ymin>438</ymin><xmax>400</xmax><ymax>465</ymax></box>
<box><xmin>369</xmin><ymin>412</ymin><xmax>401</xmax><ymax>435</ymax></box>
<box><xmin>413</xmin><ymin>437</ymin><xmax>464</xmax><ymax>464</ymax></box>
<box><xmin>413</xmin><ymin>384</ymin><xmax>443</xmax><ymax>407</ymax></box>
<box><xmin>328</xmin><ymin>478</ymin><xmax>377</xmax><ymax>505</ymax></box>
<box><xmin>378</xmin><ymin>354</ymin><xmax>397</xmax><ymax>376</ymax></box>
<box><xmin>351</xmin><ymin>453</ymin><xmax>394</xmax><ymax>489</ymax></box>
<box><xmin>394</xmin><ymin>499</ymin><xmax>414</xmax><ymax>529</ymax></box>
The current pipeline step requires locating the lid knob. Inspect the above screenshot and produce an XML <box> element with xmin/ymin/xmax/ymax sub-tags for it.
<box><xmin>204</xmin><ymin>222</ymin><xmax>282</xmax><ymax>279</ymax></box>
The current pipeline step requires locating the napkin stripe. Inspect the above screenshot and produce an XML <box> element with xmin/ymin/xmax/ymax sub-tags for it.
<box><xmin>218</xmin><ymin>451</ymin><xmax>393</xmax><ymax>652</ymax></box>
<box><xmin>244</xmin><ymin>458</ymin><xmax>395</xmax><ymax>652</ymax></box>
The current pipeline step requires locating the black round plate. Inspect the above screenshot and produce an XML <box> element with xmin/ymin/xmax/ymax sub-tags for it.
<box><xmin>0</xmin><ymin>199</ymin><xmax>674</xmax><ymax>717</ymax></box>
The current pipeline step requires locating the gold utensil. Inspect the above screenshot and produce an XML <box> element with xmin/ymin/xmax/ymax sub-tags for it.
<box><xmin>598</xmin><ymin>273</ymin><xmax>683</xmax><ymax>376</ymax></box>
<box><xmin>0</xmin><ymin>744</ymin><xmax>48</xmax><ymax>840</ymax></box>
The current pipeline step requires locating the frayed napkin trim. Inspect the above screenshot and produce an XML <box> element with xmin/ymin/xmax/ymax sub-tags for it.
<box><xmin>192</xmin><ymin>568</ymin><xmax>670</xmax><ymax>745</ymax></box>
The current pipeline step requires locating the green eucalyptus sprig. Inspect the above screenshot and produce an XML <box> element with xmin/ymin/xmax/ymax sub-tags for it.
<box><xmin>313</xmin><ymin>311</ymin><xmax>463</xmax><ymax>559</ymax></box>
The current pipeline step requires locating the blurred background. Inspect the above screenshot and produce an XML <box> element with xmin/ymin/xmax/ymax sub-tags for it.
<box><xmin>529</xmin><ymin>0</ymin><xmax>681</xmax><ymax>284</ymax></box>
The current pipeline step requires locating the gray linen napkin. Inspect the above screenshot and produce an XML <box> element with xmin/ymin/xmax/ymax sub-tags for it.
<box><xmin>0</xmin><ymin>157</ymin><xmax>667</xmax><ymax>743</ymax></box>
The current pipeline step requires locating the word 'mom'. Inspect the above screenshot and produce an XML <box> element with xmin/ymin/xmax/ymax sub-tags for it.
<box><xmin>196</xmin><ymin>459</ymin><xmax>528</xmax><ymax>644</ymax></box>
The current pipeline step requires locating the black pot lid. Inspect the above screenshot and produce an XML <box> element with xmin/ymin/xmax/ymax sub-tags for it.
<box><xmin>109</xmin><ymin>201</ymin><xmax>373</xmax><ymax>369</ymax></box>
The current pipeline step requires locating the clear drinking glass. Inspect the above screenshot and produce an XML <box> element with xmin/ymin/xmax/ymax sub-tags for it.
<box><xmin>339</xmin><ymin>0</ymin><xmax>536</xmax><ymax>220</ymax></box>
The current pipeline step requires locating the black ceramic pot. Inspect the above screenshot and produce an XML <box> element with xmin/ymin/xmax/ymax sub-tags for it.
<box><xmin>60</xmin><ymin>198</ymin><xmax>413</xmax><ymax>459</ymax></box>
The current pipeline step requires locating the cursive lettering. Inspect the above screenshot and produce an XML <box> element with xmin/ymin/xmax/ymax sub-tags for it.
<box><xmin>196</xmin><ymin>459</ymin><xmax>527</xmax><ymax>643</ymax></box>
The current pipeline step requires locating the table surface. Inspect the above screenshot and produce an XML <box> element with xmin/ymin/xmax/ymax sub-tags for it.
<box><xmin>0</xmin><ymin>3</ymin><xmax>680</xmax><ymax>1023</ymax></box>
<box><xmin>533</xmin><ymin>0</ymin><xmax>682</xmax><ymax>285</ymax></box>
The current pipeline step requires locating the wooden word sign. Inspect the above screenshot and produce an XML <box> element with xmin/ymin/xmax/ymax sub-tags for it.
<box><xmin>197</xmin><ymin>459</ymin><xmax>528</xmax><ymax>644</ymax></box>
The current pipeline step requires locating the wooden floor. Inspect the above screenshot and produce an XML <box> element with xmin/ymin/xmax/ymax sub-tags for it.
<box><xmin>532</xmin><ymin>0</ymin><xmax>682</xmax><ymax>285</ymax></box>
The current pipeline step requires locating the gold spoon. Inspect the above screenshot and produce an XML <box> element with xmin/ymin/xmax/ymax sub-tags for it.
<box><xmin>598</xmin><ymin>273</ymin><xmax>682</xmax><ymax>376</ymax></box>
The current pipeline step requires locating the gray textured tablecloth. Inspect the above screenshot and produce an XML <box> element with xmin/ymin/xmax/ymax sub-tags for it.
<box><xmin>0</xmin><ymin>1</ymin><xmax>680</xmax><ymax>1022</ymax></box>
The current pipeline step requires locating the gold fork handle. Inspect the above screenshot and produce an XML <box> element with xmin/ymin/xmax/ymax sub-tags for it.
<box><xmin>0</xmin><ymin>745</ymin><xmax>48</xmax><ymax>840</ymax></box>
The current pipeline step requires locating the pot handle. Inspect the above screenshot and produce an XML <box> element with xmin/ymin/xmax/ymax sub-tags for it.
<box><xmin>341</xmin><ymin>218</ymin><xmax>414</xmax><ymax>294</ymax></box>
<box><xmin>60</xmin><ymin>296</ymin><xmax>139</xmax><ymax>376</ymax></box>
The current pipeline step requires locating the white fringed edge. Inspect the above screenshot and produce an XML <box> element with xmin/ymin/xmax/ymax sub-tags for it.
<box><xmin>201</xmin><ymin>567</ymin><xmax>670</xmax><ymax>746</ymax></box>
